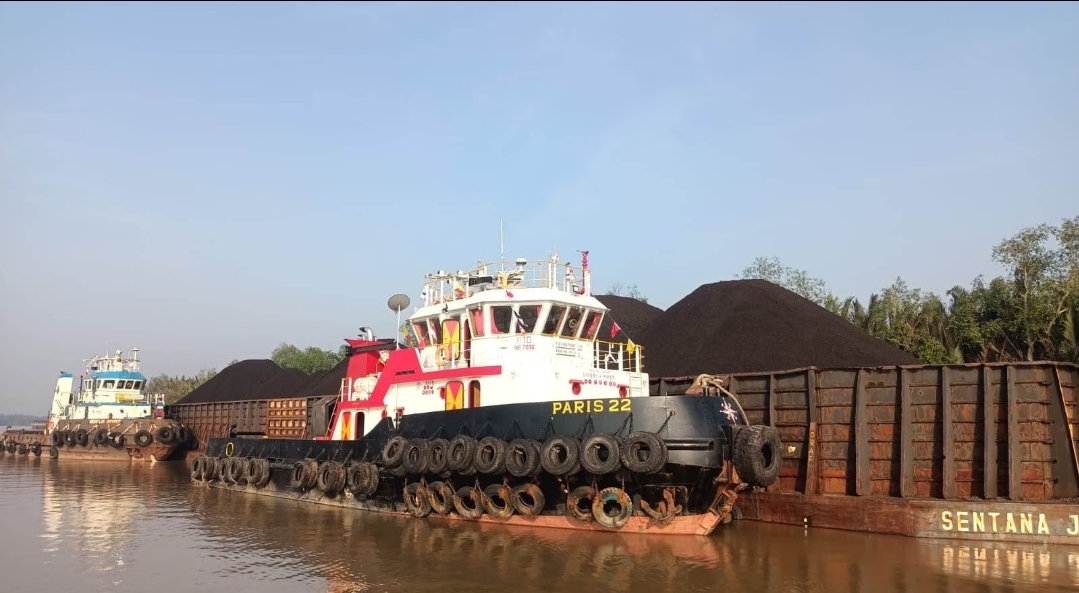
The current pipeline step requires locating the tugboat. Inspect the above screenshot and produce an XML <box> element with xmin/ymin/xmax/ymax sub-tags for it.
<box><xmin>1</xmin><ymin>348</ymin><xmax>190</xmax><ymax>462</ymax></box>
<box><xmin>190</xmin><ymin>252</ymin><xmax>783</xmax><ymax>535</ymax></box>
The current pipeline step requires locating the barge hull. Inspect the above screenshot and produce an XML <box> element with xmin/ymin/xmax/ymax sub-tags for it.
<box><xmin>656</xmin><ymin>361</ymin><xmax>1079</xmax><ymax>544</ymax></box>
<box><xmin>739</xmin><ymin>491</ymin><xmax>1079</xmax><ymax>545</ymax></box>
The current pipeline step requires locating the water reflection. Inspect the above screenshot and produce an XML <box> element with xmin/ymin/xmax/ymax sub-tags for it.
<box><xmin>0</xmin><ymin>457</ymin><xmax>1076</xmax><ymax>593</ymax></box>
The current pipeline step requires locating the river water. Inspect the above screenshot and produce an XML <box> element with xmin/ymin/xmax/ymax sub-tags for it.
<box><xmin>1</xmin><ymin>456</ymin><xmax>1076</xmax><ymax>593</ymax></box>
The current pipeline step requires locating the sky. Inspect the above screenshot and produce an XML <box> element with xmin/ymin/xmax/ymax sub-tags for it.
<box><xmin>1</xmin><ymin>1</ymin><xmax>1076</xmax><ymax>414</ymax></box>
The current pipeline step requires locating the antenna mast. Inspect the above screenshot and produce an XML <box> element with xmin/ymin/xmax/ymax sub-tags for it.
<box><xmin>499</xmin><ymin>217</ymin><xmax>505</xmax><ymax>272</ymax></box>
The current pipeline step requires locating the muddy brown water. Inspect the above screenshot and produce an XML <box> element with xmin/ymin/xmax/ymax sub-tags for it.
<box><xmin>1</xmin><ymin>457</ymin><xmax>1076</xmax><ymax>593</ymax></box>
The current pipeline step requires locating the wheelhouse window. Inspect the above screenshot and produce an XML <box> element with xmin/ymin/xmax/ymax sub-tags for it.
<box><xmin>428</xmin><ymin>318</ymin><xmax>442</xmax><ymax>343</ymax></box>
<box><xmin>560</xmin><ymin>306</ymin><xmax>585</xmax><ymax>338</ymax></box>
<box><xmin>517</xmin><ymin>304</ymin><xmax>542</xmax><ymax>333</ymax></box>
<box><xmin>133</xmin><ymin>381</ymin><xmax>143</xmax><ymax>390</ymax></box>
<box><xmin>543</xmin><ymin>305</ymin><xmax>567</xmax><ymax>336</ymax></box>
<box><xmin>412</xmin><ymin>321</ymin><xmax>431</xmax><ymax>347</ymax></box>
<box><xmin>469</xmin><ymin>307</ymin><xmax>485</xmax><ymax>337</ymax></box>
<box><xmin>103</xmin><ymin>380</ymin><xmax>115</xmax><ymax>389</ymax></box>
<box><xmin>490</xmin><ymin>305</ymin><xmax>514</xmax><ymax>334</ymax></box>
<box><xmin>581</xmin><ymin>310</ymin><xmax>603</xmax><ymax>340</ymax></box>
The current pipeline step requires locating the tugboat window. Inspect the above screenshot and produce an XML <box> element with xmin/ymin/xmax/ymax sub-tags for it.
<box><xmin>103</xmin><ymin>380</ymin><xmax>115</xmax><ymax>389</ymax></box>
<box><xmin>412</xmin><ymin>321</ymin><xmax>430</xmax><ymax>347</ymax></box>
<box><xmin>543</xmin><ymin>305</ymin><xmax>567</xmax><ymax>335</ymax></box>
<box><xmin>560</xmin><ymin>307</ymin><xmax>584</xmax><ymax>338</ymax></box>
<box><xmin>491</xmin><ymin>305</ymin><xmax>514</xmax><ymax>334</ymax></box>
<box><xmin>469</xmin><ymin>307</ymin><xmax>485</xmax><ymax>336</ymax></box>
<box><xmin>517</xmin><ymin>304</ymin><xmax>542</xmax><ymax>333</ymax></box>
<box><xmin>581</xmin><ymin>311</ymin><xmax>602</xmax><ymax>339</ymax></box>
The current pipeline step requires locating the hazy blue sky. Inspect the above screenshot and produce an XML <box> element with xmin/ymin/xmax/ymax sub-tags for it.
<box><xmin>1</xmin><ymin>1</ymin><xmax>1076</xmax><ymax>413</ymax></box>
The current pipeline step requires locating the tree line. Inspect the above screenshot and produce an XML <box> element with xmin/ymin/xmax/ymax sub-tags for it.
<box><xmin>736</xmin><ymin>216</ymin><xmax>1078</xmax><ymax>365</ymax></box>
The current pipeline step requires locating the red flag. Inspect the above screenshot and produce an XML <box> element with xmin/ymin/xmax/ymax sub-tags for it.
<box><xmin>505</xmin><ymin>290</ymin><xmax>514</xmax><ymax>298</ymax></box>
<box><xmin>610</xmin><ymin>322</ymin><xmax>621</xmax><ymax>338</ymax></box>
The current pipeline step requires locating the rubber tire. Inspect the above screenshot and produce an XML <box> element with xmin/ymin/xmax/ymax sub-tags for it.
<box><xmin>732</xmin><ymin>425</ymin><xmax>783</xmax><ymax>488</ymax></box>
<box><xmin>426</xmin><ymin>480</ymin><xmax>455</xmax><ymax>515</ymax></box>
<box><xmin>474</xmin><ymin>436</ymin><xmax>507</xmax><ymax>475</ymax></box>
<box><xmin>504</xmin><ymin>439</ymin><xmax>539</xmax><ymax>478</ymax></box>
<box><xmin>361</xmin><ymin>462</ymin><xmax>380</xmax><ymax>495</ymax></box>
<box><xmin>581</xmin><ymin>433</ymin><xmax>621</xmax><ymax>475</ymax></box>
<box><xmin>510</xmin><ymin>483</ymin><xmax>545</xmax><ymax>517</ymax></box>
<box><xmin>49</xmin><ymin>446</ymin><xmax>59</xmax><ymax>459</ymax></box>
<box><xmin>381</xmin><ymin>436</ymin><xmax>408</xmax><ymax>468</ymax></box>
<box><xmin>402</xmin><ymin>438</ymin><xmax>430</xmax><ymax>475</ymax></box>
<box><xmin>249</xmin><ymin>458</ymin><xmax>272</xmax><ymax>488</ymax></box>
<box><xmin>290</xmin><ymin>459</ymin><xmax>318</xmax><ymax>490</ymax></box>
<box><xmin>540</xmin><ymin>436</ymin><xmax>581</xmax><ymax>476</ymax></box>
<box><xmin>191</xmin><ymin>456</ymin><xmax>204</xmax><ymax>480</ymax></box>
<box><xmin>620</xmin><ymin>431</ymin><xmax>667</xmax><ymax>474</ymax></box>
<box><xmin>452</xmin><ymin>486</ymin><xmax>484</xmax><ymax>520</ymax></box>
<box><xmin>447</xmin><ymin>435</ymin><xmax>477</xmax><ymax>474</ymax></box>
<box><xmin>156</xmin><ymin>426</ymin><xmax>176</xmax><ymax>445</ymax></box>
<box><xmin>134</xmin><ymin>430</ymin><xmax>153</xmax><ymax>448</ymax></box>
<box><xmin>30</xmin><ymin>442</ymin><xmax>41</xmax><ymax>456</ymax></box>
<box><xmin>202</xmin><ymin>457</ymin><xmax>218</xmax><ymax>481</ymax></box>
<box><xmin>317</xmin><ymin>461</ymin><xmax>345</xmax><ymax>494</ymax></box>
<box><xmin>426</xmin><ymin>438</ymin><xmax>450</xmax><ymax>475</ymax></box>
<box><xmin>482</xmin><ymin>483</ymin><xmax>514</xmax><ymax>519</ymax></box>
<box><xmin>94</xmin><ymin>430</ymin><xmax>109</xmax><ymax>446</ymax></box>
<box><xmin>565</xmin><ymin>485</ymin><xmax>594</xmax><ymax>522</ymax></box>
<box><xmin>109</xmin><ymin>433</ymin><xmax>126</xmax><ymax>449</ymax></box>
<box><xmin>592</xmin><ymin>487</ymin><xmax>632</xmax><ymax>528</ymax></box>
<box><xmin>50</xmin><ymin>432</ymin><xmax>62</xmax><ymax>447</ymax></box>
<box><xmin>403</xmin><ymin>482</ymin><xmax>431</xmax><ymax>517</ymax></box>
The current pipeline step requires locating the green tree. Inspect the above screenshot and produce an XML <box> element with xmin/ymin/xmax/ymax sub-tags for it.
<box><xmin>737</xmin><ymin>256</ymin><xmax>829</xmax><ymax>305</ymax></box>
<box><xmin>990</xmin><ymin>216</ymin><xmax>1079</xmax><ymax>360</ymax></box>
<box><xmin>270</xmin><ymin>342</ymin><xmax>346</xmax><ymax>374</ymax></box>
<box><xmin>147</xmin><ymin>369</ymin><xmax>217</xmax><ymax>405</ymax></box>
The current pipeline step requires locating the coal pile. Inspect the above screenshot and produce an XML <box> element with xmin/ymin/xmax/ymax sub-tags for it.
<box><xmin>176</xmin><ymin>360</ymin><xmax>313</xmax><ymax>405</ymax></box>
<box><xmin>595</xmin><ymin>295</ymin><xmax>665</xmax><ymax>344</ymax></box>
<box><xmin>640</xmin><ymin>279</ymin><xmax>920</xmax><ymax>377</ymax></box>
<box><xmin>294</xmin><ymin>358</ymin><xmax>350</xmax><ymax>399</ymax></box>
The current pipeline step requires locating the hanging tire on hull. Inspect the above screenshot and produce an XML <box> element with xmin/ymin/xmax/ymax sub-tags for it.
<box><xmin>134</xmin><ymin>430</ymin><xmax>153</xmax><ymax>448</ymax></box>
<box><xmin>447</xmin><ymin>435</ymin><xmax>477</xmax><ymax>475</ymax></box>
<box><xmin>290</xmin><ymin>459</ymin><xmax>318</xmax><ymax>490</ymax></box>
<box><xmin>732</xmin><ymin>425</ymin><xmax>782</xmax><ymax>488</ymax></box>
<box><xmin>581</xmin><ymin>434</ymin><xmax>621</xmax><ymax>475</ymax></box>
<box><xmin>453</xmin><ymin>486</ymin><xmax>484</xmax><ymax>520</ymax></box>
<box><xmin>620</xmin><ymin>432</ymin><xmax>667</xmax><ymax>474</ymax></box>
<box><xmin>540</xmin><ymin>436</ymin><xmax>581</xmax><ymax>477</ymax></box>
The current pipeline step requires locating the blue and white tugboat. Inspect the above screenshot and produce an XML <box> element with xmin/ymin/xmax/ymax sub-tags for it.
<box><xmin>1</xmin><ymin>348</ymin><xmax>190</xmax><ymax>462</ymax></box>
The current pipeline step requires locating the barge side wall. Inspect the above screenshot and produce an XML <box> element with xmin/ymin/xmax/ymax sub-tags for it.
<box><xmin>652</xmin><ymin>362</ymin><xmax>1079</xmax><ymax>502</ymax></box>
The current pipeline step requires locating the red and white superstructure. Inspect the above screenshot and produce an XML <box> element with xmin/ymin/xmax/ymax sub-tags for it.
<box><xmin>321</xmin><ymin>252</ymin><xmax>648</xmax><ymax>441</ymax></box>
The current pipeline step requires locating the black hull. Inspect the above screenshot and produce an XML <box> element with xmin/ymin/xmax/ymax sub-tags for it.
<box><xmin>197</xmin><ymin>395</ymin><xmax>780</xmax><ymax>535</ymax></box>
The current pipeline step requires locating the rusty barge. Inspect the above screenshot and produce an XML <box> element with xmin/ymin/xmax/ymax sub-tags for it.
<box><xmin>653</xmin><ymin>361</ymin><xmax>1079</xmax><ymax>545</ymax></box>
